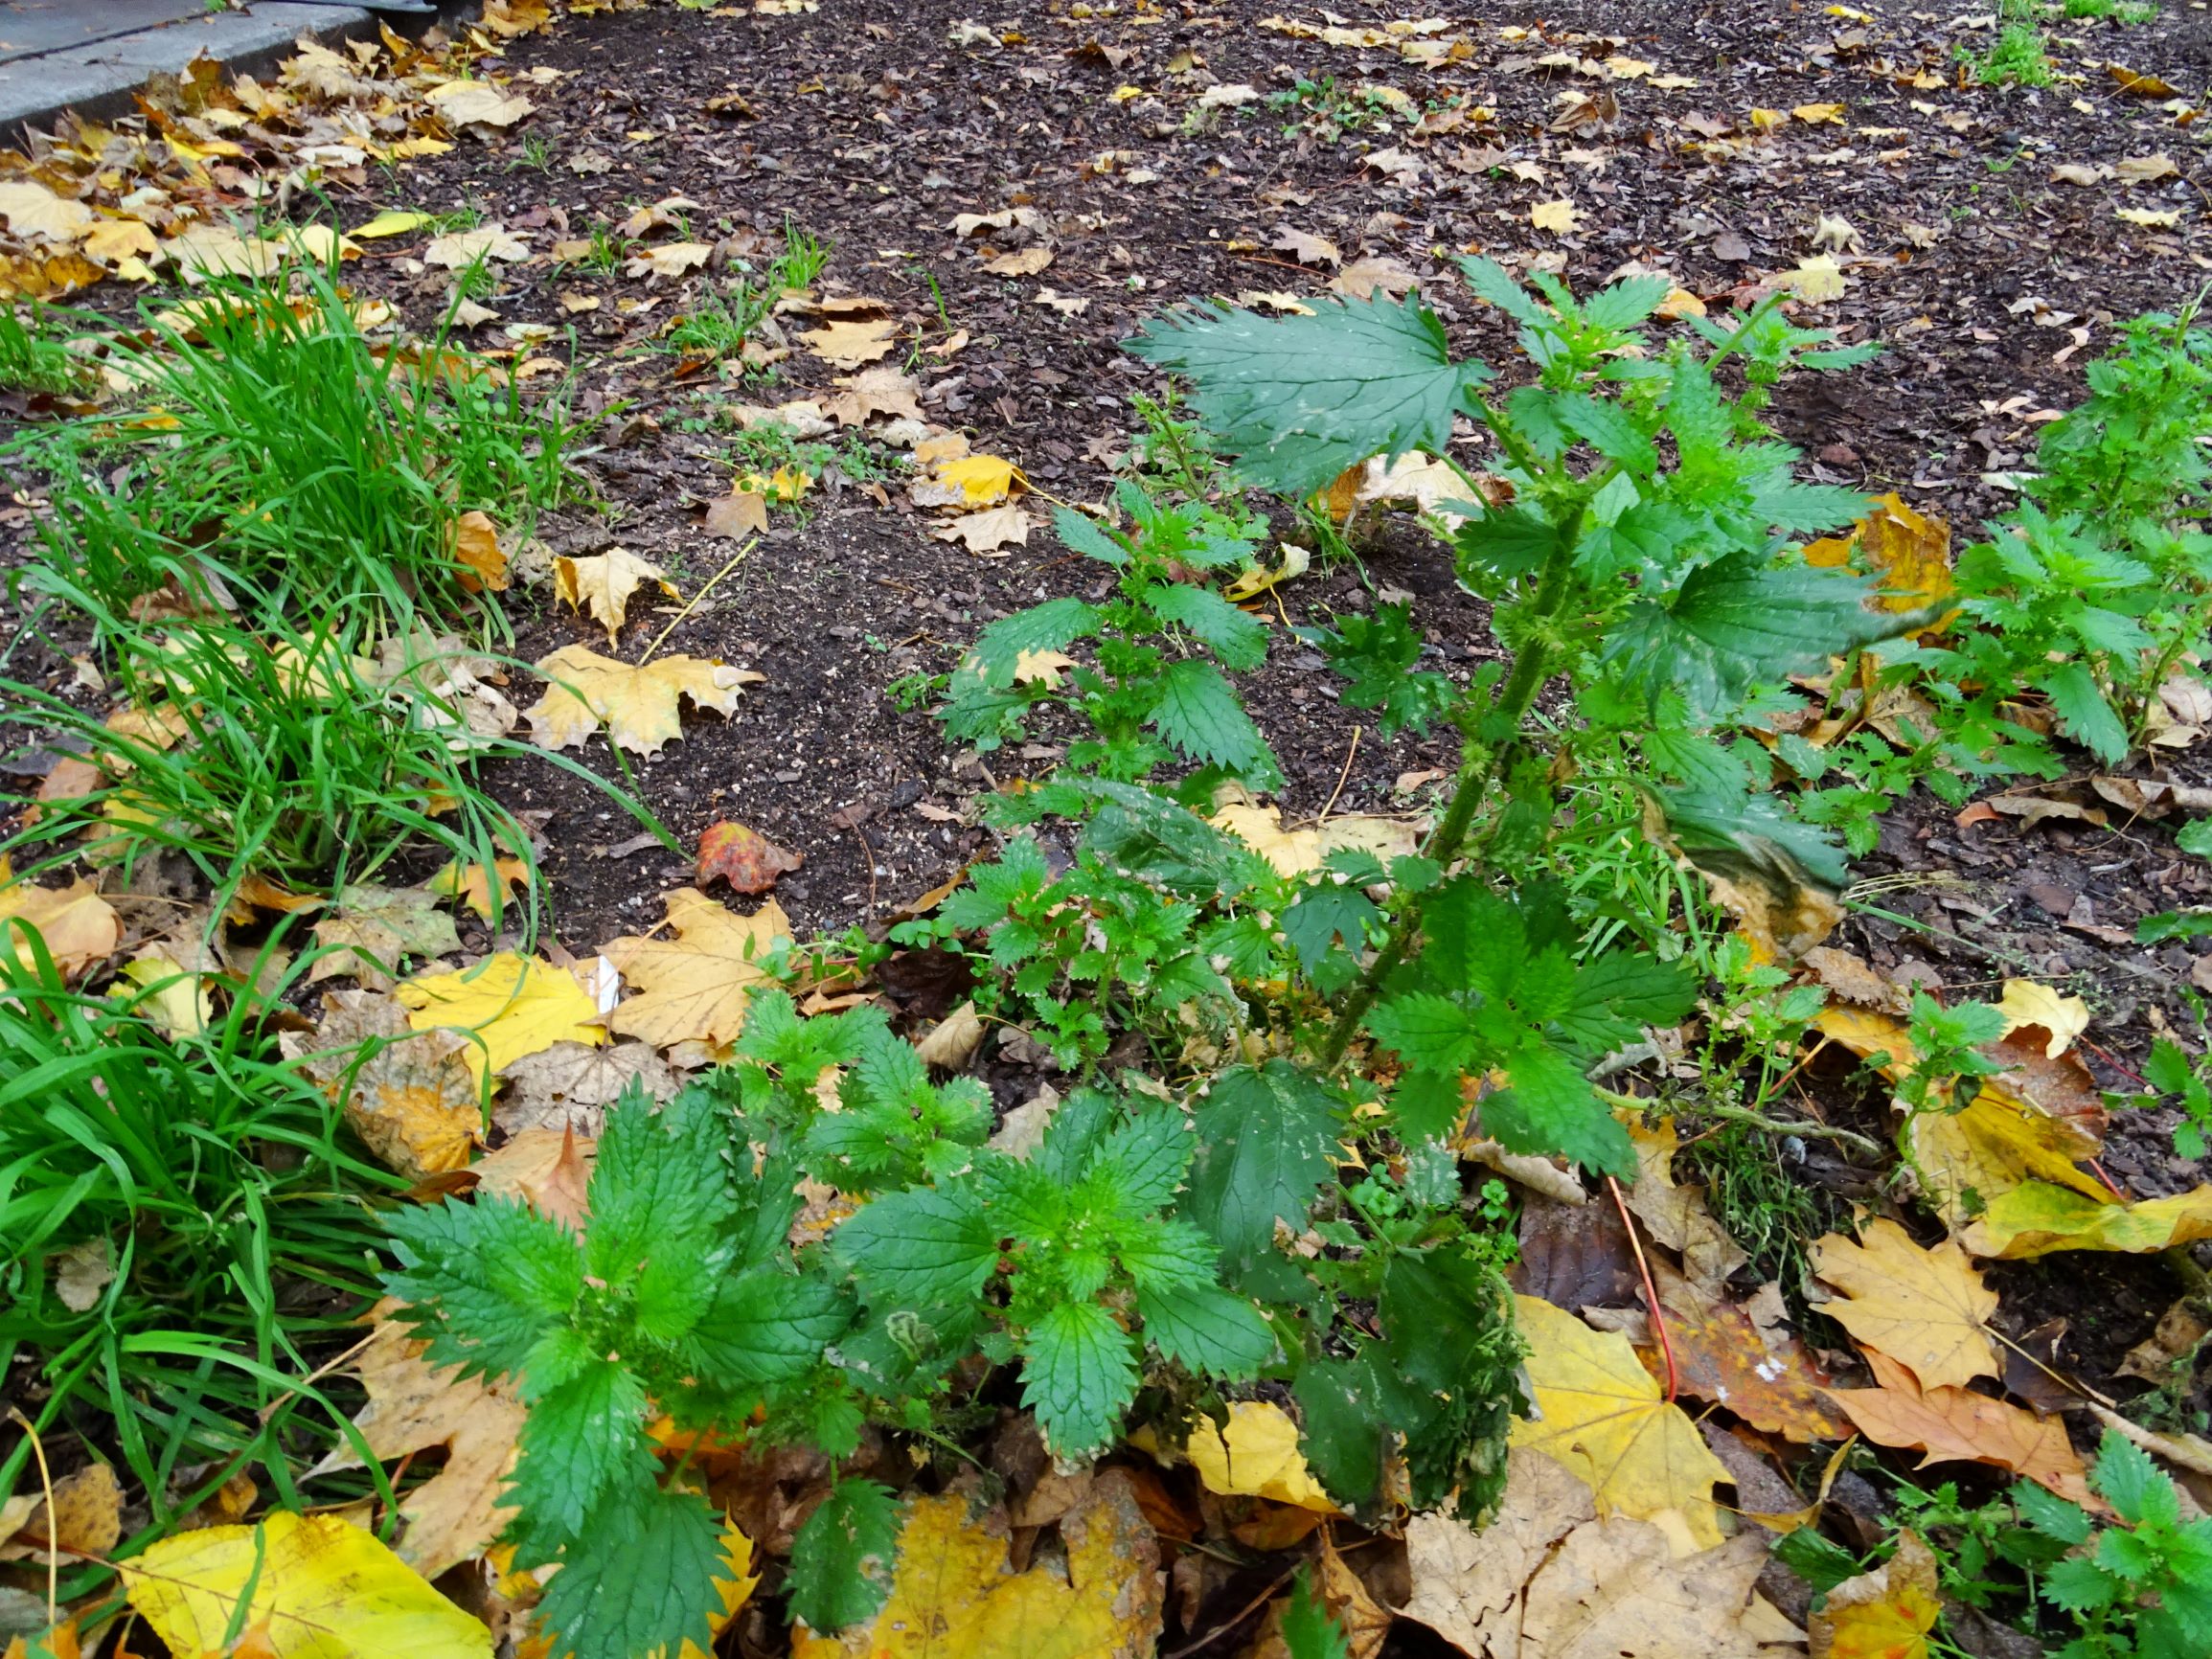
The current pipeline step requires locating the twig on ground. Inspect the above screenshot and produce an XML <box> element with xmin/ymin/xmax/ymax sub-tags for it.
<box><xmin>1608</xmin><ymin>1176</ymin><xmax>1679</xmax><ymax>1402</ymax></box>
<box><xmin>639</xmin><ymin>534</ymin><xmax>756</xmax><ymax>663</ymax></box>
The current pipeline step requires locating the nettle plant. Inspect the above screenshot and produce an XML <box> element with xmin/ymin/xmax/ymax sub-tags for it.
<box><xmin>385</xmin><ymin>263</ymin><xmax>1919</xmax><ymax>1658</ymax></box>
<box><xmin>1911</xmin><ymin>307</ymin><xmax>2212</xmax><ymax>765</ymax></box>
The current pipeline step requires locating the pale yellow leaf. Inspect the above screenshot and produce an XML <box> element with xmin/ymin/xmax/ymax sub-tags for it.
<box><xmin>351</xmin><ymin>209</ymin><xmax>436</xmax><ymax>239</ymax></box>
<box><xmin>395</xmin><ymin>952</ymin><xmax>604</xmax><ymax>1086</ymax></box>
<box><xmin>601</xmin><ymin>887</ymin><xmax>791</xmax><ymax>1050</ymax></box>
<box><xmin>120</xmin><ymin>1511</ymin><xmax>490</xmax><ymax>1659</ymax></box>
<box><xmin>1811</xmin><ymin>1218</ymin><xmax>1998</xmax><ymax>1389</ymax></box>
<box><xmin>554</xmin><ymin>550</ymin><xmax>677</xmax><ymax>646</ymax></box>
<box><xmin>1509</xmin><ymin>1295</ymin><xmax>1731</xmax><ymax>1550</ymax></box>
<box><xmin>525</xmin><ymin>644</ymin><xmax>762</xmax><ymax>756</ymax></box>
<box><xmin>1531</xmin><ymin>198</ymin><xmax>1582</xmax><ymax>232</ymax></box>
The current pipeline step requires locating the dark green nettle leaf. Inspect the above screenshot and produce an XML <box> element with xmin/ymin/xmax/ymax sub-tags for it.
<box><xmin>1053</xmin><ymin>504</ymin><xmax>1131</xmax><ymax>565</ymax></box>
<box><xmin>1653</xmin><ymin>782</ymin><xmax>1852</xmax><ymax>896</ymax></box>
<box><xmin>787</xmin><ymin>1478</ymin><xmax>901</xmax><ymax>1634</ymax></box>
<box><xmin>1292</xmin><ymin>1352</ymin><xmax>1391</xmax><ymax>1510</ymax></box>
<box><xmin>2038</xmin><ymin>660</ymin><xmax>2130</xmax><ymax>764</ymax></box>
<box><xmin>1020</xmin><ymin>1298</ymin><xmax>1141</xmax><ymax>1457</ymax></box>
<box><xmin>533</xmin><ymin>1483</ymin><xmax>727</xmax><ymax>1659</ymax></box>
<box><xmin>1148</xmin><ymin>657</ymin><xmax>1273</xmax><ymax>775</ymax></box>
<box><xmin>1138</xmin><ymin>1282</ymin><xmax>1277</xmax><ymax>1379</ymax></box>
<box><xmin>1482</xmin><ymin>1045</ymin><xmax>1633</xmax><ymax>1178</ymax></box>
<box><xmin>1144</xmin><ymin>580</ymin><xmax>1268</xmax><ymax>670</ymax></box>
<box><xmin>1128</xmin><ymin>294</ymin><xmax>1492</xmax><ymax>497</ymax></box>
<box><xmin>967</xmin><ymin>596</ymin><xmax>1105</xmax><ymax>687</ymax></box>
<box><xmin>1605</xmin><ymin>553</ymin><xmax>1906</xmax><ymax>717</ymax></box>
<box><xmin>833</xmin><ymin>1187</ymin><xmax>999</xmax><ymax>1307</ymax></box>
<box><xmin>1183</xmin><ymin>1060</ymin><xmax>1340</xmax><ymax>1282</ymax></box>
<box><xmin>383</xmin><ymin>1195</ymin><xmax>584</xmax><ymax>1381</ymax></box>
<box><xmin>682</xmin><ymin>1269</ymin><xmax>849</xmax><ymax>1385</ymax></box>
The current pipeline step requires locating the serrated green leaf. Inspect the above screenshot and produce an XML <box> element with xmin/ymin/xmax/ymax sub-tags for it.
<box><xmin>1090</xmin><ymin>1107</ymin><xmax>1195</xmax><ymax>1214</ymax></box>
<box><xmin>1128</xmin><ymin>293</ymin><xmax>1491</xmax><ymax>497</ymax></box>
<box><xmin>1579</xmin><ymin>273</ymin><xmax>1674</xmax><ymax>332</ymax></box>
<box><xmin>1148</xmin><ymin>657</ymin><xmax>1272</xmax><ymax>774</ymax></box>
<box><xmin>787</xmin><ymin>1478</ymin><xmax>901</xmax><ymax>1635</ymax></box>
<box><xmin>1053</xmin><ymin>505</ymin><xmax>1131</xmax><ymax>566</ymax></box>
<box><xmin>1144</xmin><ymin>580</ymin><xmax>1269</xmax><ymax>670</ymax></box>
<box><xmin>2013</xmin><ymin>1481</ymin><xmax>2093</xmax><ymax>1547</ymax></box>
<box><xmin>1020</xmin><ymin>1298</ymin><xmax>1139</xmax><ymax>1457</ymax></box>
<box><xmin>834</xmin><ymin>1186</ymin><xmax>1000</xmax><ymax>1307</ymax></box>
<box><xmin>968</xmin><ymin>597</ymin><xmax>1105</xmax><ymax>688</ymax></box>
<box><xmin>1292</xmin><ymin>1352</ymin><xmax>1390</xmax><ymax>1511</ymax></box>
<box><xmin>2042</xmin><ymin>1554</ymin><xmax>2125</xmax><ymax>1616</ymax></box>
<box><xmin>508</xmin><ymin>1356</ymin><xmax>655</xmax><ymax>1551</ymax></box>
<box><xmin>1556</xmin><ymin>953</ymin><xmax>1699</xmax><ymax>1057</ymax></box>
<box><xmin>1282</xmin><ymin>1569</ymin><xmax>1354</xmax><ymax>1659</ymax></box>
<box><xmin>1555</xmin><ymin>389</ymin><xmax>1656</xmax><ymax>472</ymax></box>
<box><xmin>531</xmin><ymin>1482</ymin><xmax>727</xmax><ymax>1659</ymax></box>
<box><xmin>2092</xmin><ymin>1426</ymin><xmax>2178</xmax><ymax>1529</ymax></box>
<box><xmin>1139</xmin><ymin>1282</ymin><xmax>1276</xmax><ymax>1379</ymax></box>
<box><xmin>587</xmin><ymin>1083</ymin><xmax>738</xmax><ymax>1342</ymax></box>
<box><xmin>2038</xmin><ymin>660</ymin><xmax>2131</xmax><ymax>764</ymax></box>
<box><xmin>1605</xmin><ymin>552</ymin><xmax>1903</xmax><ymax>718</ymax></box>
<box><xmin>1481</xmin><ymin>1044</ymin><xmax>1633</xmax><ymax>1176</ymax></box>
<box><xmin>1183</xmin><ymin>1061</ymin><xmax>1341</xmax><ymax>1283</ymax></box>
<box><xmin>1366</xmin><ymin>991</ymin><xmax>1479</xmax><ymax>1074</ymax></box>
<box><xmin>1114</xmin><ymin>1217</ymin><xmax>1219</xmax><ymax>1292</ymax></box>
<box><xmin>1390</xmin><ymin>1069</ymin><xmax>1467</xmax><ymax>1143</ymax></box>
<box><xmin>383</xmin><ymin>1195</ymin><xmax>585</xmax><ymax>1382</ymax></box>
<box><xmin>682</xmin><ymin>1267</ymin><xmax>849</xmax><ymax>1387</ymax></box>
<box><xmin>1283</xmin><ymin>883</ymin><xmax>1378</xmax><ymax>993</ymax></box>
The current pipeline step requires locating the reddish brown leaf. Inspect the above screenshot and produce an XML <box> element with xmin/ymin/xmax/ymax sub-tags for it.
<box><xmin>1826</xmin><ymin>1351</ymin><xmax>2097</xmax><ymax>1509</ymax></box>
<box><xmin>696</xmin><ymin>821</ymin><xmax>804</xmax><ymax>895</ymax></box>
<box><xmin>1649</xmin><ymin>1262</ymin><xmax>1853</xmax><ymax>1443</ymax></box>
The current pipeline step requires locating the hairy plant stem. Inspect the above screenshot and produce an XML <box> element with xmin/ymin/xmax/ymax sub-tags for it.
<box><xmin>1317</xmin><ymin>511</ymin><xmax>1583</xmax><ymax>1069</ymax></box>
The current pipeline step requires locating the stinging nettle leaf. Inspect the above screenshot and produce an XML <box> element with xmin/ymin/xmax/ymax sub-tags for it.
<box><xmin>1183</xmin><ymin>1060</ymin><xmax>1341</xmax><ymax>1283</ymax></box>
<box><xmin>1021</xmin><ymin>1298</ymin><xmax>1141</xmax><ymax>1457</ymax></box>
<box><xmin>1128</xmin><ymin>293</ymin><xmax>1492</xmax><ymax>498</ymax></box>
<box><xmin>787</xmin><ymin>1478</ymin><xmax>901</xmax><ymax>1635</ymax></box>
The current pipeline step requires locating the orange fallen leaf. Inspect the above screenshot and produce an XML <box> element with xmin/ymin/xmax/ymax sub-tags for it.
<box><xmin>1825</xmin><ymin>1351</ymin><xmax>2096</xmax><ymax>1510</ymax></box>
<box><xmin>696</xmin><ymin>822</ymin><xmax>804</xmax><ymax>895</ymax></box>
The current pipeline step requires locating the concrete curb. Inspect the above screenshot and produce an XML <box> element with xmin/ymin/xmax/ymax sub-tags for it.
<box><xmin>0</xmin><ymin>3</ymin><xmax>480</xmax><ymax>144</ymax></box>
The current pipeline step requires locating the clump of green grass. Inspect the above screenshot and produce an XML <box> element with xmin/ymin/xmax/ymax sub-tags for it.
<box><xmin>0</xmin><ymin>934</ymin><xmax>403</xmax><ymax>1577</ymax></box>
<box><xmin>662</xmin><ymin>220</ymin><xmax>828</xmax><ymax>363</ymax></box>
<box><xmin>2064</xmin><ymin>0</ymin><xmax>2156</xmax><ymax>20</ymax></box>
<box><xmin>0</xmin><ymin>304</ymin><xmax>85</xmax><ymax>397</ymax></box>
<box><xmin>12</xmin><ymin>260</ymin><xmax>578</xmax><ymax>634</ymax></box>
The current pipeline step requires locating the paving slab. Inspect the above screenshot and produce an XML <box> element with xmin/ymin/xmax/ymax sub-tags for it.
<box><xmin>0</xmin><ymin>0</ymin><xmax>457</xmax><ymax>139</ymax></box>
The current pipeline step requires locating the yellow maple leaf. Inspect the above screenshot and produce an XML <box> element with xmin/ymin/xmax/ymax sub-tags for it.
<box><xmin>790</xmin><ymin>1475</ymin><xmax>1162</xmax><ymax>1658</ymax></box>
<box><xmin>1811</xmin><ymin>1218</ymin><xmax>1997</xmax><ymax>1389</ymax></box>
<box><xmin>395</xmin><ymin>951</ymin><xmax>604</xmax><ymax>1084</ymax></box>
<box><xmin>602</xmin><ymin>888</ymin><xmax>791</xmax><ymax>1050</ymax></box>
<box><xmin>936</xmin><ymin>453</ymin><xmax>1019</xmax><ymax>506</ymax></box>
<box><xmin>120</xmin><ymin>1511</ymin><xmax>490</xmax><ymax>1659</ymax></box>
<box><xmin>1530</xmin><ymin>198</ymin><xmax>1581</xmax><ymax>233</ymax></box>
<box><xmin>1793</xmin><ymin>102</ymin><xmax>1846</xmax><ymax>124</ymax></box>
<box><xmin>1508</xmin><ymin>1294</ymin><xmax>1731</xmax><ymax>1550</ymax></box>
<box><xmin>1801</xmin><ymin>492</ymin><xmax>1955</xmax><ymax>630</ymax></box>
<box><xmin>1995</xmin><ymin>979</ymin><xmax>2090</xmax><ymax>1058</ymax></box>
<box><xmin>553</xmin><ymin>549</ymin><xmax>677</xmax><ymax>646</ymax></box>
<box><xmin>1811</xmin><ymin>1529</ymin><xmax>1939</xmax><ymax>1659</ymax></box>
<box><xmin>799</xmin><ymin>315</ymin><xmax>899</xmax><ymax>366</ymax></box>
<box><xmin>425</xmin><ymin>855</ymin><xmax>533</xmax><ymax>922</ymax></box>
<box><xmin>1904</xmin><ymin>1082</ymin><xmax>2109</xmax><ymax>1229</ymax></box>
<box><xmin>1183</xmin><ymin>1401</ymin><xmax>1339</xmax><ymax>1513</ymax></box>
<box><xmin>1960</xmin><ymin>1180</ymin><xmax>2212</xmax><ymax>1260</ymax></box>
<box><xmin>525</xmin><ymin>644</ymin><xmax>763</xmax><ymax>756</ymax></box>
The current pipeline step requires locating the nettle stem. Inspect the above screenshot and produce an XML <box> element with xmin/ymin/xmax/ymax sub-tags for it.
<box><xmin>1317</xmin><ymin>511</ymin><xmax>1583</xmax><ymax>1070</ymax></box>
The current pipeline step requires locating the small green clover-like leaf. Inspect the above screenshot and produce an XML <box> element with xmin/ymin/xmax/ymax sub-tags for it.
<box><xmin>787</xmin><ymin>1478</ymin><xmax>901</xmax><ymax>1635</ymax></box>
<box><xmin>1020</xmin><ymin>1298</ymin><xmax>1140</xmax><ymax>1458</ymax></box>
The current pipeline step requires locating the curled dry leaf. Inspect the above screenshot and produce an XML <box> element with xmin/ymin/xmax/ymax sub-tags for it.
<box><xmin>1402</xmin><ymin>1447</ymin><xmax>1793</xmax><ymax>1658</ymax></box>
<box><xmin>554</xmin><ymin>550</ymin><xmax>677</xmax><ymax>646</ymax></box>
<box><xmin>1995</xmin><ymin>978</ymin><xmax>2090</xmax><ymax>1058</ymax></box>
<box><xmin>422</xmin><ymin>79</ymin><xmax>535</xmax><ymax>129</ymax></box>
<box><xmin>1809</xmin><ymin>1529</ymin><xmax>1939</xmax><ymax>1659</ymax></box>
<box><xmin>1960</xmin><ymin>1179</ymin><xmax>2212</xmax><ymax>1260</ymax></box>
<box><xmin>1826</xmin><ymin>1351</ymin><xmax>2095</xmax><ymax>1508</ymax></box>
<box><xmin>1811</xmin><ymin>1218</ymin><xmax>1998</xmax><ymax>1391</ymax></box>
<box><xmin>526</xmin><ymin>645</ymin><xmax>763</xmax><ymax>757</ymax></box>
<box><xmin>0</xmin><ymin>1462</ymin><xmax>123</xmax><ymax>1560</ymax></box>
<box><xmin>601</xmin><ymin>888</ymin><xmax>791</xmax><ymax>1050</ymax></box>
<box><xmin>627</xmin><ymin>240</ymin><xmax>712</xmax><ymax>280</ymax></box>
<box><xmin>311</xmin><ymin>1317</ymin><xmax>525</xmax><ymax>1579</ymax></box>
<box><xmin>1623</xmin><ymin>1118</ymin><xmax>1747</xmax><ymax>1292</ymax></box>
<box><xmin>696</xmin><ymin>820</ymin><xmax>805</xmax><ymax>895</ymax></box>
<box><xmin>1509</xmin><ymin>1294</ymin><xmax>1731</xmax><ymax>1550</ymax></box>
<box><xmin>1800</xmin><ymin>490</ymin><xmax>1954</xmax><ymax>634</ymax></box>
<box><xmin>472</xmin><ymin>1125</ymin><xmax>595</xmax><ymax>1232</ymax></box>
<box><xmin>789</xmin><ymin>1474</ymin><xmax>1162</xmax><ymax>1659</ymax></box>
<box><xmin>914</xmin><ymin>1000</ymin><xmax>985</xmax><ymax>1071</ymax></box>
<box><xmin>0</xmin><ymin>875</ymin><xmax>120</xmax><ymax>978</ymax></box>
<box><xmin>448</xmin><ymin>511</ymin><xmax>508</xmax><ymax>593</ymax></box>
